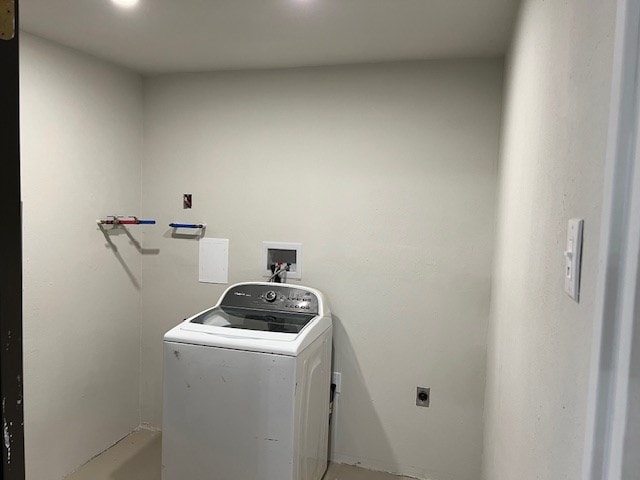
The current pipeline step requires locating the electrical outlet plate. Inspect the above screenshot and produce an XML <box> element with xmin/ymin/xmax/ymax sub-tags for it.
<box><xmin>416</xmin><ymin>386</ymin><xmax>430</xmax><ymax>407</ymax></box>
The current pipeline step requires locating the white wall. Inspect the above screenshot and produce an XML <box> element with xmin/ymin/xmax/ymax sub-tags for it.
<box><xmin>482</xmin><ymin>1</ymin><xmax>617</xmax><ymax>479</ymax></box>
<box><xmin>140</xmin><ymin>60</ymin><xmax>503</xmax><ymax>480</ymax></box>
<box><xmin>20</xmin><ymin>34</ymin><xmax>144</xmax><ymax>480</ymax></box>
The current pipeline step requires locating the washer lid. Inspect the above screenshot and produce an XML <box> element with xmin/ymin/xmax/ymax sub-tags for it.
<box><xmin>189</xmin><ymin>306</ymin><xmax>315</xmax><ymax>334</ymax></box>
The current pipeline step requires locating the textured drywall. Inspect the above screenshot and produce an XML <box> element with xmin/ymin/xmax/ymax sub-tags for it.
<box><xmin>140</xmin><ymin>60</ymin><xmax>503</xmax><ymax>480</ymax></box>
<box><xmin>482</xmin><ymin>1</ymin><xmax>616</xmax><ymax>479</ymax></box>
<box><xmin>20</xmin><ymin>34</ymin><xmax>144</xmax><ymax>480</ymax></box>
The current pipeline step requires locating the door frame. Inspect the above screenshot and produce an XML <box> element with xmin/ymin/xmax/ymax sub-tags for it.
<box><xmin>583</xmin><ymin>0</ymin><xmax>640</xmax><ymax>478</ymax></box>
<box><xmin>0</xmin><ymin>0</ymin><xmax>25</xmax><ymax>479</ymax></box>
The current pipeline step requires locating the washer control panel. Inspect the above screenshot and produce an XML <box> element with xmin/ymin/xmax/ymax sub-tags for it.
<box><xmin>220</xmin><ymin>284</ymin><xmax>319</xmax><ymax>315</ymax></box>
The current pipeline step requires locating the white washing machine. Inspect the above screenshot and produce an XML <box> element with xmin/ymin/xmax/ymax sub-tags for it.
<box><xmin>162</xmin><ymin>282</ymin><xmax>332</xmax><ymax>480</ymax></box>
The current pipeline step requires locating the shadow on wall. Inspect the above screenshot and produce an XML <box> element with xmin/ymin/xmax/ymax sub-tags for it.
<box><xmin>98</xmin><ymin>225</ymin><xmax>159</xmax><ymax>290</ymax></box>
<box><xmin>162</xmin><ymin>227</ymin><xmax>206</xmax><ymax>240</ymax></box>
<box><xmin>330</xmin><ymin>315</ymin><xmax>396</xmax><ymax>472</ymax></box>
<box><xmin>98</xmin><ymin>225</ymin><xmax>141</xmax><ymax>290</ymax></box>
<box><xmin>122</xmin><ymin>227</ymin><xmax>161</xmax><ymax>255</ymax></box>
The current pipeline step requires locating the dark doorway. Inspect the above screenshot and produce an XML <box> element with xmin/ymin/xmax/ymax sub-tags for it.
<box><xmin>0</xmin><ymin>0</ymin><xmax>25</xmax><ymax>478</ymax></box>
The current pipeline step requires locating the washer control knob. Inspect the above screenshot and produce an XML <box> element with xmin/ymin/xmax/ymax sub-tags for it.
<box><xmin>265</xmin><ymin>291</ymin><xmax>277</xmax><ymax>302</ymax></box>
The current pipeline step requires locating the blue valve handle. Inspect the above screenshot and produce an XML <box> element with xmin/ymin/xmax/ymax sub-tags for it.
<box><xmin>169</xmin><ymin>223</ymin><xmax>205</xmax><ymax>229</ymax></box>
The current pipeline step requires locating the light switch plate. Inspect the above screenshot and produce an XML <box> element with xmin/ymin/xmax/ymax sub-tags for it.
<box><xmin>332</xmin><ymin>372</ymin><xmax>342</xmax><ymax>394</ymax></box>
<box><xmin>564</xmin><ymin>219</ymin><xmax>584</xmax><ymax>302</ymax></box>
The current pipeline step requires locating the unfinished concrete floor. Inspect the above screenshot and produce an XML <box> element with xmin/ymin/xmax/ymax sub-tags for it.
<box><xmin>64</xmin><ymin>430</ymin><xmax>413</xmax><ymax>480</ymax></box>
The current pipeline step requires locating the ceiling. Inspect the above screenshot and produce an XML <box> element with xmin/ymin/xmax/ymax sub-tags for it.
<box><xmin>21</xmin><ymin>0</ymin><xmax>520</xmax><ymax>74</ymax></box>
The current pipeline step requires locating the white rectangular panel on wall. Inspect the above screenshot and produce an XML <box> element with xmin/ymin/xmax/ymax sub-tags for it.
<box><xmin>199</xmin><ymin>238</ymin><xmax>229</xmax><ymax>284</ymax></box>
